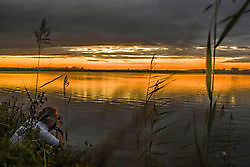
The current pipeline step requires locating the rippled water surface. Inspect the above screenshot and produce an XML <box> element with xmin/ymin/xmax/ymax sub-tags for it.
<box><xmin>1</xmin><ymin>72</ymin><xmax>250</xmax><ymax>165</ymax></box>
<box><xmin>1</xmin><ymin>71</ymin><xmax>249</xmax><ymax>103</ymax></box>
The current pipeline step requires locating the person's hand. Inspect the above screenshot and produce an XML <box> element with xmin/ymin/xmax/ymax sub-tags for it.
<box><xmin>55</xmin><ymin>116</ymin><xmax>64</xmax><ymax>147</ymax></box>
<box><xmin>56</xmin><ymin>115</ymin><xmax>63</xmax><ymax>129</ymax></box>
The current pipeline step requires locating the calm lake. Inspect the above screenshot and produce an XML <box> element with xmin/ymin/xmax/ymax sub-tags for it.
<box><xmin>1</xmin><ymin>71</ymin><xmax>250</xmax><ymax>165</ymax></box>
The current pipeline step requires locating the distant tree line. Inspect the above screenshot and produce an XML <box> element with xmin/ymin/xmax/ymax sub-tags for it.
<box><xmin>0</xmin><ymin>67</ymin><xmax>249</xmax><ymax>74</ymax></box>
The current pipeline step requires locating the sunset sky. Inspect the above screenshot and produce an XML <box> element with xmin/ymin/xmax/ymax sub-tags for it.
<box><xmin>0</xmin><ymin>0</ymin><xmax>249</xmax><ymax>70</ymax></box>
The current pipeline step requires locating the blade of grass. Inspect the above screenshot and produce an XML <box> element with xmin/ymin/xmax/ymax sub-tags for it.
<box><xmin>152</xmin><ymin>122</ymin><xmax>174</xmax><ymax>135</ymax></box>
<box><xmin>202</xmin><ymin>4</ymin><xmax>214</xmax><ymax>14</ymax></box>
<box><xmin>147</xmin><ymin>79</ymin><xmax>176</xmax><ymax>100</ymax></box>
<box><xmin>153</xmin><ymin>141</ymin><xmax>178</xmax><ymax>146</ymax></box>
<box><xmin>220</xmin><ymin>10</ymin><xmax>250</xmax><ymax>23</ymax></box>
<box><xmin>206</xmin><ymin>31</ymin><xmax>213</xmax><ymax>102</ymax></box>
<box><xmin>212</xmin><ymin>0</ymin><xmax>218</xmax><ymax>97</ymax></box>
<box><xmin>39</xmin><ymin>73</ymin><xmax>65</xmax><ymax>88</ymax></box>
<box><xmin>148</xmin><ymin>75</ymin><xmax>173</xmax><ymax>89</ymax></box>
<box><xmin>24</xmin><ymin>85</ymin><xmax>34</xmax><ymax>105</ymax></box>
<box><xmin>146</xmin><ymin>55</ymin><xmax>155</xmax><ymax>102</ymax></box>
<box><xmin>215</xmin><ymin>0</ymin><xmax>250</xmax><ymax>48</ymax></box>
<box><xmin>193</xmin><ymin>113</ymin><xmax>204</xmax><ymax>167</ymax></box>
<box><xmin>207</xmin><ymin>101</ymin><xmax>217</xmax><ymax>139</ymax></box>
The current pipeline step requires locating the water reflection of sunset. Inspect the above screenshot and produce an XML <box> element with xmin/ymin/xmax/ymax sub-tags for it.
<box><xmin>0</xmin><ymin>72</ymin><xmax>249</xmax><ymax>103</ymax></box>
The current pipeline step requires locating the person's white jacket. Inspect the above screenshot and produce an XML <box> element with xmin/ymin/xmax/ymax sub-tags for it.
<box><xmin>10</xmin><ymin>121</ymin><xmax>59</xmax><ymax>146</ymax></box>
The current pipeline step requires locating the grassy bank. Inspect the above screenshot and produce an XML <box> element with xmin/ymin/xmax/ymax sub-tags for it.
<box><xmin>0</xmin><ymin>98</ymin><xmax>98</xmax><ymax>167</ymax></box>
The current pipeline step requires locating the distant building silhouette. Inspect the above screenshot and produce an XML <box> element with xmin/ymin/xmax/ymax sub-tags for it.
<box><xmin>231</xmin><ymin>68</ymin><xmax>239</xmax><ymax>73</ymax></box>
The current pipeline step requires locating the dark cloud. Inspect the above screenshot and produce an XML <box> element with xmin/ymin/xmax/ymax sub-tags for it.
<box><xmin>87</xmin><ymin>59</ymin><xmax>108</xmax><ymax>62</ymax></box>
<box><xmin>223</xmin><ymin>57</ymin><xmax>250</xmax><ymax>63</ymax></box>
<box><xmin>216</xmin><ymin>51</ymin><xmax>250</xmax><ymax>58</ymax></box>
<box><xmin>0</xmin><ymin>0</ymin><xmax>249</xmax><ymax>49</ymax></box>
<box><xmin>73</xmin><ymin>53</ymin><xmax>198</xmax><ymax>60</ymax></box>
<box><xmin>0</xmin><ymin>43</ymin><xmax>250</xmax><ymax>61</ymax></box>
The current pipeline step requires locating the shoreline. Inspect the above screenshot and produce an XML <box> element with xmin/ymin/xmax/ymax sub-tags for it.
<box><xmin>0</xmin><ymin>68</ymin><xmax>250</xmax><ymax>74</ymax></box>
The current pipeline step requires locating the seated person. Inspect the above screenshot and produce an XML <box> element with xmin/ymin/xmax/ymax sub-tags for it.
<box><xmin>10</xmin><ymin>106</ymin><xmax>64</xmax><ymax>147</ymax></box>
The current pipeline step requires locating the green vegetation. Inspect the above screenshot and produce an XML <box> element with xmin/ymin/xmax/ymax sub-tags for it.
<box><xmin>0</xmin><ymin>18</ymin><xmax>96</xmax><ymax>167</ymax></box>
<box><xmin>0</xmin><ymin>97</ymin><xmax>97</xmax><ymax>167</ymax></box>
<box><xmin>34</xmin><ymin>17</ymin><xmax>51</xmax><ymax>99</ymax></box>
<box><xmin>194</xmin><ymin>0</ymin><xmax>249</xmax><ymax>167</ymax></box>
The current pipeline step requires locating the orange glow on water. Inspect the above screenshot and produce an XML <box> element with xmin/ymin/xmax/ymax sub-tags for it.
<box><xmin>0</xmin><ymin>72</ymin><xmax>249</xmax><ymax>102</ymax></box>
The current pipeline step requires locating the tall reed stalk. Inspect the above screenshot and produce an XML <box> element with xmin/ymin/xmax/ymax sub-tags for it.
<box><xmin>33</xmin><ymin>17</ymin><xmax>72</xmax><ymax>145</ymax></box>
<box><xmin>63</xmin><ymin>74</ymin><xmax>71</xmax><ymax>144</ymax></box>
<box><xmin>34</xmin><ymin>17</ymin><xmax>51</xmax><ymax>99</ymax></box>
<box><xmin>194</xmin><ymin>0</ymin><xmax>249</xmax><ymax>166</ymax></box>
<box><xmin>134</xmin><ymin>55</ymin><xmax>175</xmax><ymax>167</ymax></box>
